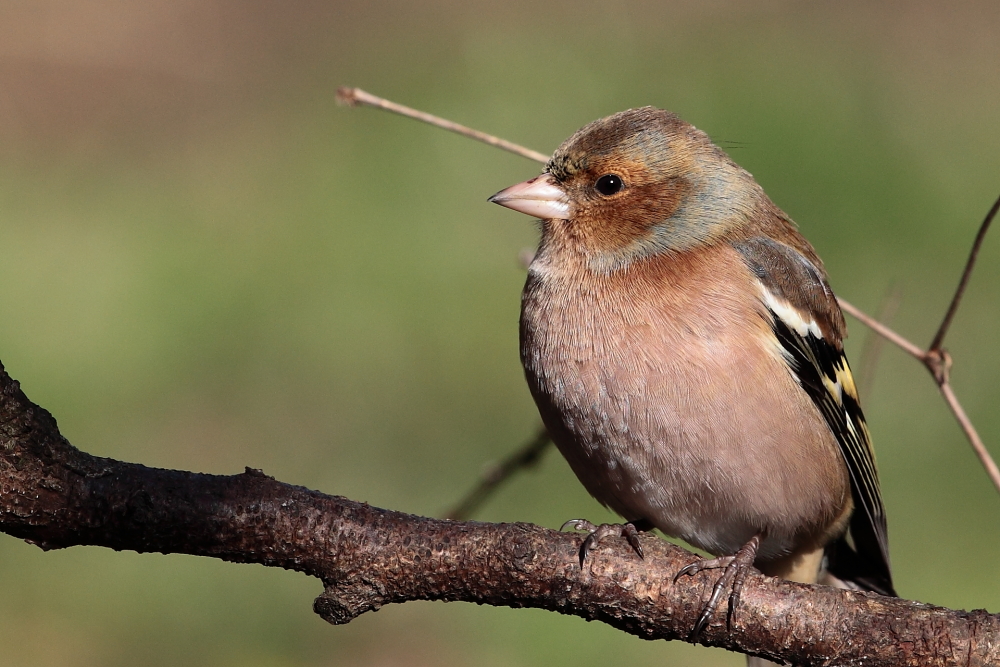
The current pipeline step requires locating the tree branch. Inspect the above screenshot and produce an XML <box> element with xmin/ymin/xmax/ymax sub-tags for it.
<box><xmin>1</xmin><ymin>360</ymin><xmax>997</xmax><ymax>666</ymax></box>
<box><xmin>4</xmin><ymin>89</ymin><xmax>997</xmax><ymax>666</ymax></box>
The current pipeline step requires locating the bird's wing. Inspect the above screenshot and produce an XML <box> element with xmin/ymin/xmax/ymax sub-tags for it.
<box><xmin>732</xmin><ymin>237</ymin><xmax>895</xmax><ymax>596</ymax></box>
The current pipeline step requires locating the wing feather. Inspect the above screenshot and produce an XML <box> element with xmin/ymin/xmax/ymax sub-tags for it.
<box><xmin>733</xmin><ymin>237</ymin><xmax>895</xmax><ymax>596</ymax></box>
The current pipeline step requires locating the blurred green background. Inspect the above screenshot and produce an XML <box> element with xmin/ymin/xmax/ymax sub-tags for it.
<box><xmin>1</xmin><ymin>2</ymin><xmax>998</xmax><ymax>665</ymax></box>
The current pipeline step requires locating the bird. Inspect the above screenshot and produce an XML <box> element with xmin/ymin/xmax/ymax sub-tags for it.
<box><xmin>488</xmin><ymin>107</ymin><xmax>895</xmax><ymax>660</ymax></box>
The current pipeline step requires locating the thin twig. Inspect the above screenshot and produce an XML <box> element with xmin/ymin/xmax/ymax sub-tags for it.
<box><xmin>856</xmin><ymin>285</ymin><xmax>903</xmax><ymax>400</ymax></box>
<box><xmin>929</xmin><ymin>193</ymin><xmax>1000</xmax><ymax>351</ymax></box>
<box><xmin>939</xmin><ymin>380</ymin><xmax>1000</xmax><ymax>492</ymax></box>
<box><xmin>336</xmin><ymin>87</ymin><xmax>551</xmax><ymax>164</ymax></box>
<box><xmin>838</xmin><ymin>298</ymin><xmax>925</xmax><ymax>361</ymax></box>
<box><xmin>444</xmin><ymin>426</ymin><xmax>551</xmax><ymax>521</ymax></box>
<box><xmin>841</xmin><ymin>293</ymin><xmax>1000</xmax><ymax>494</ymax></box>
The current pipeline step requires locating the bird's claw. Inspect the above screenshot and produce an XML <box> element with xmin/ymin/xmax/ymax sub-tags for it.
<box><xmin>560</xmin><ymin>518</ymin><xmax>597</xmax><ymax>533</ymax></box>
<box><xmin>674</xmin><ymin>555</ymin><xmax>735</xmax><ymax>583</ymax></box>
<box><xmin>561</xmin><ymin>519</ymin><xmax>646</xmax><ymax>566</ymax></box>
<box><xmin>674</xmin><ymin>534</ymin><xmax>762</xmax><ymax>638</ymax></box>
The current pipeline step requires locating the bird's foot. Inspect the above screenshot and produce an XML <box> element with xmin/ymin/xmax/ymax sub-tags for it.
<box><xmin>560</xmin><ymin>518</ymin><xmax>650</xmax><ymax>566</ymax></box>
<box><xmin>674</xmin><ymin>534</ymin><xmax>762</xmax><ymax>638</ymax></box>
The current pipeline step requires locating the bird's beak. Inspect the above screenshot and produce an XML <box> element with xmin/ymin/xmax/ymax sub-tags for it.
<box><xmin>488</xmin><ymin>173</ymin><xmax>570</xmax><ymax>220</ymax></box>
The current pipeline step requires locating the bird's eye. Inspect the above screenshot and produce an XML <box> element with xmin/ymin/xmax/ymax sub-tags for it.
<box><xmin>594</xmin><ymin>174</ymin><xmax>624</xmax><ymax>196</ymax></box>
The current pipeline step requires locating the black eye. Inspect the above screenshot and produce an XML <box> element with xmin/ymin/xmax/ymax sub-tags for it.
<box><xmin>594</xmin><ymin>174</ymin><xmax>624</xmax><ymax>196</ymax></box>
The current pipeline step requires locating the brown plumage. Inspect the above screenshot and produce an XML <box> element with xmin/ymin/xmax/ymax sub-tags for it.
<box><xmin>490</xmin><ymin>107</ymin><xmax>894</xmax><ymax>649</ymax></box>
<box><xmin>522</xmin><ymin>242</ymin><xmax>852</xmax><ymax>561</ymax></box>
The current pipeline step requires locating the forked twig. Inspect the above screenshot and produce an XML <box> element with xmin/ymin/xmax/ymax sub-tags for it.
<box><xmin>339</xmin><ymin>88</ymin><xmax>1000</xmax><ymax>503</ymax></box>
<box><xmin>841</xmin><ymin>194</ymin><xmax>1000</xmax><ymax>492</ymax></box>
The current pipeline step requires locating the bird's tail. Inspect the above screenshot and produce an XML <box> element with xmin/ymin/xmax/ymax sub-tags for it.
<box><xmin>823</xmin><ymin>532</ymin><xmax>897</xmax><ymax>597</ymax></box>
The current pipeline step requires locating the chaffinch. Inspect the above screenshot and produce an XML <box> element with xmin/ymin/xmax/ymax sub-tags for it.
<box><xmin>489</xmin><ymin>107</ymin><xmax>895</xmax><ymax>642</ymax></box>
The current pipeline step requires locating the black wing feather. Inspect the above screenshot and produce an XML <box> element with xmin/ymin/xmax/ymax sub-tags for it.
<box><xmin>771</xmin><ymin>316</ymin><xmax>896</xmax><ymax>596</ymax></box>
<box><xmin>734</xmin><ymin>237</ymin><xmax>895</xmax><ymax>596</ymax></box>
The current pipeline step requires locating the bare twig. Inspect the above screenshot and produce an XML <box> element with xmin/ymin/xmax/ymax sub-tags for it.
<box><xmin>842</xmin><ymin>192</ymin><xmax>999</xmax><ymax>495</ymax></box>
<box><xmin>445</xmin><ymin>426</ymin><xmax>551</xmax><ymax>521</ymax></box>
<box><xmin>939</xmin><ymin>379</ymin><xmax>1000</xmax><ymax>490</ymax></box>
<box><xmin>856</xmin><ymin>285</ymin><xmax>903</xmax><ymax>400</ymax></box>
<box><xmin>838</xmin><ymin>298</ymin><xmax>925</xmax><ymax>361</ymax></box>
<box><xmin>929</xmin><ymin>193</ymin><xmax>1000</xmax><ymax>351</ymax></box>
<box><xmin>336</xmin><ymin>87</ymin><xmax>551</xmax><ymax>164</ymax></box>
<box><xmin>840</xmin><ymin>292</ymin><xmax>1000</xmax><ymax>494</ymax></box>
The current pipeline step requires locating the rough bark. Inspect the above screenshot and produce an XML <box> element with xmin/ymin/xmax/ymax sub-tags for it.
<box><xmin>0</xmin><ymin>360</ymin><xmax>995</xmax><ymax>666</ymax></box>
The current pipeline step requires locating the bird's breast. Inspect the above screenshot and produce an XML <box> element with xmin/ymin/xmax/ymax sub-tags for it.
<box><xmin>520</xmin><ymin>243</ymin><xmax>850</xmax><ymax>560</ymax></box>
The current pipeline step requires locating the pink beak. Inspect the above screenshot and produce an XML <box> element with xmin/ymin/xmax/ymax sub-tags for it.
<box><xmin>489</xmin><ymin>173</ymin><xmax>570</xmax><ymax>220</ymax></box>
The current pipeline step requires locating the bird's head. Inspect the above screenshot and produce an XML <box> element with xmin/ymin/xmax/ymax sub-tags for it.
<box><xmin>490</xmin><ymin>107</ymin><xmax>764</xmax><ymax>272</ymax></box>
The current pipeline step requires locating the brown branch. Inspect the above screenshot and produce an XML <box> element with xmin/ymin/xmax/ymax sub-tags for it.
<box><xmin>444</xmin><ymin>426</ymin><xmax>551</xmax><ymax>521</ymax></box>
<box><xmin>0</xmin><ymin>360</ymin><xmax>997</xmax><ymax>666</ymax></box>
